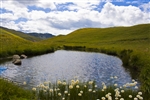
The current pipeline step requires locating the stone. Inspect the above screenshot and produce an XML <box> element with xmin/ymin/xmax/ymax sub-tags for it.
<box><xmin>12</xmin><ymin>55</ymin><xmax>20</xmax><ymax>63</ymax></box>
<box><xmin>13</xmin><ymin>59</ymin><xmax>21</xmax><ymax>65</ymax></box>
<box><xmin>12</xmin><ymin>55</ymin><xmax>20</xmax><ymax>59</ymax></box>
<box><xmin>20</xmin><ymin>54</ymin><xmax>27</xmax><ymax>59</ymax></box>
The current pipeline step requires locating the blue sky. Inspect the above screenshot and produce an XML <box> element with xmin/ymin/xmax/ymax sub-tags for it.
<box><xmin>0</xmin><ymin>0</ymin><xmax>150</xmax><ymax>35</ymax></box>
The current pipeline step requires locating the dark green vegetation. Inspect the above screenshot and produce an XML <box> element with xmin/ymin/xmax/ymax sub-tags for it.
<box><xmin>0</xmin><ymin>24</ymin><xmax>150</xmax><ymax>99</ymax></box>
<box><xmin>0</xmin><ymin>78</ymin><xmax>33</xmax><ymax>100</ymax></box>
<box><xmin>28</xmin><ymin>33</ymin><xmax>55</xmax><ymax>39</ymax></box>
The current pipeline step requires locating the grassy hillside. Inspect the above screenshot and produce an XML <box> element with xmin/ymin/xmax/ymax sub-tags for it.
<box><xmin>0</xmin><ymin>28</ymin><xmax>32</xmax><ymax>57</ymax></box>
<box><xmin>0</xmin><ymin>28</ymin><xmax>54</xmax><ymax>58</ymax></box>
<box><xmin>44</xmin><ymin>24</ymin><xmax>150</xmax><ymax>50</ymax></box>
<box><xmin>0</xmin><ymin>27</ymin><xmax>41</xmax><ymax>41</ymax></box>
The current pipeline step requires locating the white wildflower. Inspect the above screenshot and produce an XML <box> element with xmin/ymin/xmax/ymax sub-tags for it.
<box><xmin>114</xmin><ymin>84</ymin><xmax>118</xmax><ymax>87</ymax></box>
<box><xmin>32</xmin><ymin>88</ymin><xmax>36</xmax><ymax>91</ymax></box>
<box><xmin>76</xmin><ymin>85</ymin><xmax>79</xmax><ymax>88</ymax></box>
<box><xmin>138</xmin><ymin>92</ymin><xmax>142</xmax><ymax>95</ymax></box>
<box><xmin>88</xmin><ymin>89</ymin><xmax>92</xmax><ymax>92</ymax></box>
<box><xmin>49</xmin><ymin>89</ymin><xmax>53</xmax><ymax>92</ymax></box>
<box><xmin>23</xmin><ymin>81</ymin><xmax>26</xmax><ymax>85</ymax></box>
<box><xmin>69</xmin><ymin>85</ymin><xmax>73</xmax><ymax>89</ymax></box>
<box><xmin>58</xmin><ymin>93</ymin><xmax>61</xmax><ymax>96</ymax></box>
<box><xmin>64</xmin><ymin>91</ymin><xmax>68</xmax><ymax>94</ymax></box>
<box><xmin>78</xmin><ymin>93</ymin><xmax>82</xmax><ymax>96</ymax></box>
<box><xmin>129</xmin><ymin>95</ymin><xmax>132</xmax><ymax>98</ymax></box>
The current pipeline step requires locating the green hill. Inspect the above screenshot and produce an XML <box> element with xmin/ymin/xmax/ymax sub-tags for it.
<box><xmin>0</xmin><ymin>28</ymin><xmax>54</xmax><ymax>58</ymax></box>
<box><xmin>0</xmin><ymin>27</ymin><xmax>41</xmax><ymax>41</ymax></box>
<box><xmin>44</xmin><ymin>24</ymin><xmax>150</xmax><ymax>51</ymax></box>
<box><xmin>0</xmin><ymin>28</ymin><xmax>33</xmax><ymax>57</ymax></box>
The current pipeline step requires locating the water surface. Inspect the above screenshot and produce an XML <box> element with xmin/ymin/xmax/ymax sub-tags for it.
<box><xmin>0</xmin><ymin>50</ymin><xmax>133</xmax><ymax>88</ymax></box>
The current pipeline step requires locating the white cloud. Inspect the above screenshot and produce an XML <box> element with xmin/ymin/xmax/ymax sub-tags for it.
<box><xmin>28</xmin><ymin>10</ymin><xmax>48</xmax><ymax>20</ymax></box>
<box><xmin>0</xmin><ymin>1</ymin><xmax>150</xmax><ymax>35</ymax></box>
<box><xmin>99</xmin><ymin>2</ymin><xmax>150</xmax><ymax>26</ymax></box>
<box><xmin>18</xmin><ymin>20</ymin><xmax>49</xmax><ymax>32</ymax></box>
<box><xmin>1</xmin><ymin>1</ymin><xmax>29</xmax><ymax>18</ymax></box>
<box><xmin>139</xmin><ymin>2</ymin><xmax>150</xmax><ymax>12</ymax></box>
<box><xmin>1</xmin><ymin>21</ymin><xmax>20</xmax><ymax>30</ymax></box>
<box><xmin>17</xmin><ymin>20</ymin><xmax>73</xmax><ymax>35</ymax></box>
<box><xmin>37</xmin><ymin>0</ymin><xmax>57</xmax><ymax>10</ymax></box>
<box><xmin>1</xmin><ymin>13</ymin><xmax>18</xmax><ymax>20</ymax></box>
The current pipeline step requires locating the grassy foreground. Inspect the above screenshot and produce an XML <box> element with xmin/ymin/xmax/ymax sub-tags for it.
<box><xmin>0</xmin><ymin>78</ymin><xmax>33</xmax><ymax>100</ymax></box>
<box><xmin>0</xmin><ymin>77</ymin><xmax>148</xmax><ymax>100</ymax></box>
<box><xmin>31</xmin><ymin>78</ymin><xmax>147</xmax><ymax>100</ymax></box>
<box><xmin>0</xmin><ymin>24</ymin><xmax>150</xmax><ymax>99</ymax></box>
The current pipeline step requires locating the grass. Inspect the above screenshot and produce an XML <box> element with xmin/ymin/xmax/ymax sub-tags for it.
<box><xmin>0</xmin><ymin>23</ymin><xmax>150</xmax><ymax>99</ymax></box>
<box><xmin>0</xmin><ymin>28</ymin><xmax>54</xmax><ymax>58</ymax></box>
<box><xmin>0</xmin><ymin>78</ymin><xmax>33</xmax><ymax>100</ymax></box>
<box><xmin>1</xmin><ymin>77</ymin><xmax>149</xmax><ymax>100</ymax></box>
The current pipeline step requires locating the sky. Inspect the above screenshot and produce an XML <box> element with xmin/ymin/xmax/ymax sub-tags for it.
<box><xmin>0</xmin><ymin>0</ymin><xmax>150</xmax><ymax>35</ymax></box>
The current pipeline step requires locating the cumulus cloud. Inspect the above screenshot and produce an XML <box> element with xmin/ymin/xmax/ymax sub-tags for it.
<box><xmin>37</xmin><ymin>0</ymin><xmax>57</xmax><ymax>10</ymax></box>
<box><xmin>1</xmin><ymin>21</ymin><xmax>20</xmax><ymax>30</ymax></box>
<box><xmin>0</xmin><ymin>1</ymin><xmax>150</xmax><ymax>35</ymax></box>
<box><xmin>1</xmin><ymin>1</ymin><xmax>29</xmax><ymax>18</ymax></box>
<box><xmin>99</xmin><ymin>2</ymin><xmax>150</xmax><ymax>26</ymax></box>
<box><xmin>139</xmin><ymin>2</ymin><xmax>150</xmax><ymax>12</ymax></box>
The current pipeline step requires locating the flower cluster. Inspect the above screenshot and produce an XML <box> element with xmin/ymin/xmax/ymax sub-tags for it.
<box><xmin>31</xmin><ymin>77</ymin><xmax>143</xmax><ymax>100</ymax></box>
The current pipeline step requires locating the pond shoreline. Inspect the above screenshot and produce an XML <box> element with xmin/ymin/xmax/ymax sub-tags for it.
<box><xmin>0</xmin><ymin>50</ymin><xmax>133</xmax><ymax>89</ymax></box>
<box><xmin>0</xmin><ymin>46</ymin><xmax>150</xmax><ymax>95</ymax></box>
<box><xmin>0</xmin><ymin>47</ymin><xmax>143</xmax><ymax>82</ymax></box>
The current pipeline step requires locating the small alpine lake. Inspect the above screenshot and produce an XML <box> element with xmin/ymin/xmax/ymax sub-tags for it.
<box><xmin>0</xmin><ymin>50</ymin><xmax>136</xmax><ymax>89</ymax></box>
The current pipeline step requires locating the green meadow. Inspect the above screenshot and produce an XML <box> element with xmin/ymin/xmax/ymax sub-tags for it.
<box><xmin>0</xmin><ymin>24</ymin><xmax>150</xmax><ymax>99</ymax></box>
<box><xmin>0</xmin><ymin>27</ymin><xmax>54</xmax><ymax>58</ymax></box>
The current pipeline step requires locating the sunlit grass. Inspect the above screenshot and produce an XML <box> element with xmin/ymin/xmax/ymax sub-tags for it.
<box><xmin>0</xmin><ymin>28</ymin><xmax>55</xmax><ymax>58</ymax></box>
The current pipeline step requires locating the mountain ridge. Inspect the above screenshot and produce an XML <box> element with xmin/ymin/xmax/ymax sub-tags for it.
<box><xmin>0</xmin><ymin>26</ymin><xmax>54</xmax><ymax>41</ymax></box>
<box><xmin>27</xmin><ymin>32</ymin><xmax>55</xmax><ymax>39</ymax></box>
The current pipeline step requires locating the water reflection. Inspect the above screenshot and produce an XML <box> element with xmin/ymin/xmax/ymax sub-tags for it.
<box><xmin>0</xmin><ymin>50</ymin><xmax>132</xmax><ymax>89</ymax></box>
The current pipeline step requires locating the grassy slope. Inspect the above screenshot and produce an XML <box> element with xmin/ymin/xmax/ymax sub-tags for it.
<box><xmin>0</xmin><ymin>28</ymin><xmax>33</xmax><ymax>57</ymax></box>
<box><xmin>44</xmin><ymin>24</ymin><xmax>149</xmax><ymax>49</ymax></box>
<box><xmin>43</xmin><ymin>24</ymin><xmax>150</xmax><ymax>93</ymax></box>
<box><xmin>0</xmin><ymin>28</ymin><xmax>54</xmax><ymax>58</ymax></box>
<box><xmin>0</xmin><ymin>27</ymin><xmax>41</xmax><ymax>42</ymax></box>
<box><xmin>0</xmin><ymin>79</ymin><xmax>33</xmax><ymax>100</ymax></box>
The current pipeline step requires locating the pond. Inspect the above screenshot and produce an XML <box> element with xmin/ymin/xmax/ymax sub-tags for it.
<box><xmin>0</xmin><ymin>50</ymin><xmax>134</xmax><ymax>89</ymax></box>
